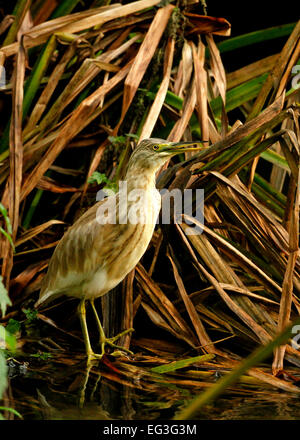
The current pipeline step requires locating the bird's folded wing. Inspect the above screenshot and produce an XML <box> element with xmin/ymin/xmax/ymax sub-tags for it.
<box><xmin>38</xmin><ymin>196</ymin><xmax>122</xmax><ymax>301</ymax></box>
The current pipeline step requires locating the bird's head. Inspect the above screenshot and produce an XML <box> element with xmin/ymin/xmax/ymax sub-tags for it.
<box><xmin>126</xmin><ymin>138</ymin><xmax>207</xmax><ymax>174</ymax></box>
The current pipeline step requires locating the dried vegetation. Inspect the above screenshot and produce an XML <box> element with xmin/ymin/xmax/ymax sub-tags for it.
<box><xmin>0</xmin><ymin>0</ymin><xmax>300</xmax><ymax>417</ymax></box>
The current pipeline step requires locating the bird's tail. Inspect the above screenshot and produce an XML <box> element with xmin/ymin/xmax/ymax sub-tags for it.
<box><xmin>35</xmin><ymin>289</ymin><xmax>61</xmax><ymax>309</ymax></box>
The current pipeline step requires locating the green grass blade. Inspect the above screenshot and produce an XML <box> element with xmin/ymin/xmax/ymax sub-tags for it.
<box><xmin>0</xmin><ymin>406</ymin><xmax>22</xmax><ymax>418</ymax></box>
<box><xmin>217</xmin><ymin>23</ymin><xmax>296</xmax><ymax>54</ymax></box>
<box><xmin>3</xmin><ymin>0</ymin><xmax>31</xmax><ymax>46</ymax></box>
<box><xmin>210</xmin><ymin>74</ymin><xmax>268</xmax><ymax>116</ymax></box>
<box><xmin>253</xmin><ymin>173</ymin><xmax>286</xmax><ymax>206</ymax></box>
<box><xmin>22</xmin><ymin>188</ymin><xmax>44</xmax><ymax>230</ymax></box>
<box><xmin>23</xmin><ymin>35</ymin><xmax>57</xmax><ymax>119</ymax></box>
<box><xmin>251</xmin><ymin>181</ymin><xmax>285</xmax><ymax>218</ymax></box>
<box><xmin>150</xmin><ymin>354</ymin><xmax>215</xmax><ymax>373</ymax></box>
<box><xmin>143</xmin><ymin>73</ymin><xmax>267</xmax><ymax>136</ymax></box>
<box><xmin>222</xmin><ymin>131</ymin><xmax>286</xmax><ymax>176</ymax></box>
<box><xmin>260</xmin><ymin>149</ymin><xmax>289</xmax><ymax>171</ymax></box>
<box><xmin>0</xmin><ymin>227</ymin><xmax>14</xmax><ymax>250</ymax></box>
<box><xmin>0</xmin><ymin>202</ymin><xmax>13</xmax><ymax>235</ymax></box>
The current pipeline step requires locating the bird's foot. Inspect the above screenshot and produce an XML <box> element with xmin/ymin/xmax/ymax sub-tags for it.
<box><xmin>100</xmin><ymin>328</ymin><xmax>134</xmax><ymax>357</ymax></box>
<box><xmin>106</xmin><ymin>342</ymin><xmax>133</xmax><ymax>357</ymax></box>
<box><xmin>85</xmin><ymin>328</ymin><xmax>134</xmax><ymax>361</ymax></box>
<box><xmin>86</xmin><ymin>350</ymin><xmax>105</xmax><ymax>364</ymax></box>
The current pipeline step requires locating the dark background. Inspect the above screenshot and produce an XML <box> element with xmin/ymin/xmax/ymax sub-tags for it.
<box><xmin>207</xmin><ymin>0</ymin><xmax>296</xmax><ymax>35</ymax></box>
<box><xmin>203</xmin><ymin>0</ymin><xmax>298</xmax><ymax>70</ymax></box>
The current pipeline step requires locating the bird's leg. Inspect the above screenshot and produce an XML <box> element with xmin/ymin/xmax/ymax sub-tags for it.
<box><xmin>78</xmin><ymin>299</ymin><xmax>103</xmax><ymax>361</ymax></box>
<box><xmin>89</xmin><ymin>299</ymin><xmax>106</xmax><ymax>357</ymax></box>
<box><xmin>90</xmin><ymin>299</ymin><xmax>134</xmax><ymax>356</ymax></box>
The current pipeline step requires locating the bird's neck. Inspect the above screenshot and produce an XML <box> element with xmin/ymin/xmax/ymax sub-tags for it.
<box><xmin>125</xmin><ymin>167</ymin><xmax>157</xmax><ymax>192</ymax></box>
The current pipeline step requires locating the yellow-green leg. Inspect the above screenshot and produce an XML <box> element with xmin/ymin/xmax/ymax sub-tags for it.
<box><xmin>79</xmin><ymin>362</ymin><xmax>93</xmax><ymax>408</ymax></box>
<box><xmin>90</xmin><ymin>299</ymin><xmax>134</xmax><ymax>356</ymax></box>
<box><xmin>78</xmin><ymin>299</ymin><xmax>103</xmax><ymax>362</ymax></box>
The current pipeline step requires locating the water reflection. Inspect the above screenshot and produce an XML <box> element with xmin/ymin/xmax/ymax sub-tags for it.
<box><xmin>4</xmin><ymin>352</ymin><xmax>300</xmax><ymax>420</ymax></box>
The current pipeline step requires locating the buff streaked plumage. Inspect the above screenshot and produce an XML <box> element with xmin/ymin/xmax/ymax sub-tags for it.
<box><xmin>36</xmin><ymin>179</ymin><xmax>160</xmax><ymax>305</ymax></box>
<box><xmin>35</xmin><ymin>138</ymin><xmax>206</xmax><ymax>361</ymax></box>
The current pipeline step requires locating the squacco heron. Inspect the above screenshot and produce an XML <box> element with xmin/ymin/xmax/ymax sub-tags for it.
<box><xmin>35</xmin><ymin>138</ymin><xmax>205</xmax><ymax>361</ymax></box>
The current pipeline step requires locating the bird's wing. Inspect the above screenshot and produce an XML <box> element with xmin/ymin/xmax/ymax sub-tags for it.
<box><xmin>38</xmin><ymin>195</ymin><xmax>122</xmax><ymax>303</ymax></box>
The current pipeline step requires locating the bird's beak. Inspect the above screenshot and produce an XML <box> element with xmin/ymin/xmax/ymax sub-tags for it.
<box><xmin>158</xmin><ymin>141</ymin><xmax>208</xmax><ymax>154</ymax></box>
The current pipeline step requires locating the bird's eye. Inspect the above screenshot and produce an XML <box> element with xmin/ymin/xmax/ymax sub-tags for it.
<box><xmin>153</xmin><ymin>145</ymin><xmax>159</xmax><ymax>151</ymax></box>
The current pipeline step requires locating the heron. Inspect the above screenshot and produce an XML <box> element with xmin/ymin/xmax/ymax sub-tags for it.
<box><xmin>35</xmin><ymin>138</ymin><xmax>205</xmax><ymax>362</ymax></box>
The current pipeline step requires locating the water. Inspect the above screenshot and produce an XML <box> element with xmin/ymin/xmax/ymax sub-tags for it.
<box><xmin>4</xmin><ymin>352</ymin><xmax>300</xmax><ymax>420</ymax></box>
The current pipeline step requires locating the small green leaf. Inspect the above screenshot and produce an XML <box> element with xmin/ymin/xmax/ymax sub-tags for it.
<box><xmin>6</xmin><ymin>319</ymin><xmax>21</xmax><ymax>335</ymax></box>
<box><xmin>22</xmin><ymin>308</ymin><xmax>38</xmax><ymax>322</ymax></box>
<box><xmin>88</xmin><ymin>171</ymin><xmax>109</xmax><ymax>185</ymax></box>
<box><xmin>88</xmin><ymin>172</ymin><xmax>118</xmax><ymax>193</ymax></box>
<box><xmin>103</xmin><ymin>182</ymin><xmax>118</xmax><ymax>193</ymax></box>
<box><xmin>108</xmin><ymin>135</ymin><xmax>127</xmax><ymax>146</ymax></box>
<box><xmin>30</xmin><ymin>351</ymin><xmax>52</xmax><ymax>360</ymax></box>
